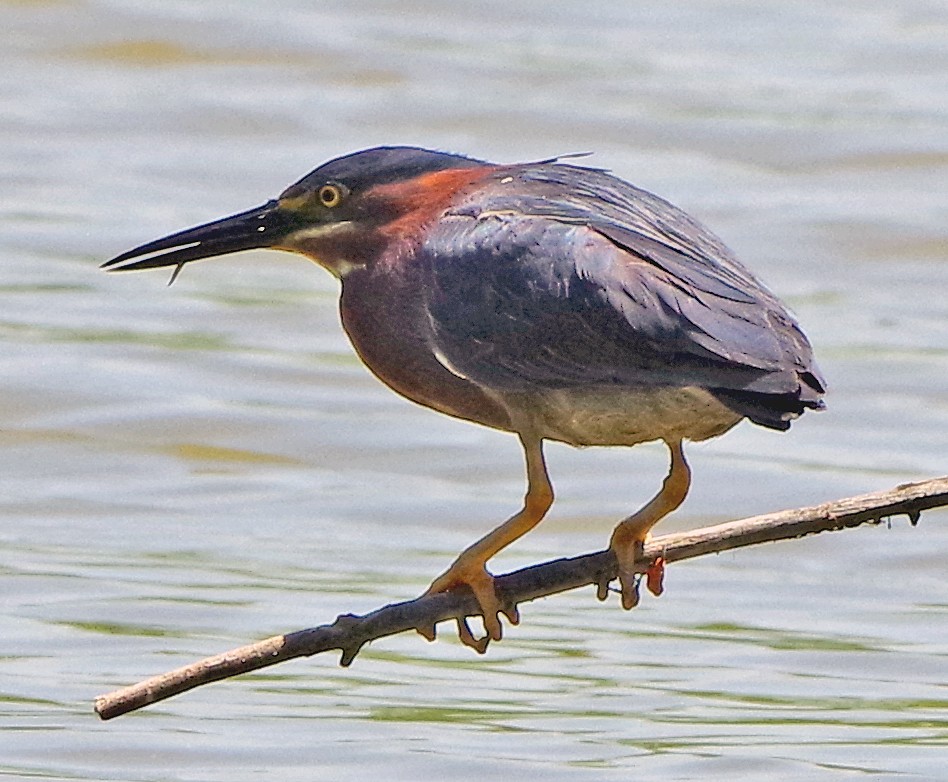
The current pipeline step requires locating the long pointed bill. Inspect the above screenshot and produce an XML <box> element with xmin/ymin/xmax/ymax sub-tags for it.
<box><xmin>102</xmin><ymin>199</ymin><xmax>298</xmax><ymax>275</ymax></box>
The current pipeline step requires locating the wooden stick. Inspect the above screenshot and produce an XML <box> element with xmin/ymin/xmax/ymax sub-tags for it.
<box><xmin>94</xmin><ymin>475</ymin><xmax>948</xmax><ymax>720</ymax></box>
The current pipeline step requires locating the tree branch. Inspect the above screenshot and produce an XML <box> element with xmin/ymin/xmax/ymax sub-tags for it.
<box><xmin>94</xmin><ymin>475</ymin><xmax>947</xmax><ymax>720</ymax></box>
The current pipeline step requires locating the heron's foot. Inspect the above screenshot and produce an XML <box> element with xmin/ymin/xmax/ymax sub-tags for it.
<box><xmin>606</xmin><ymin>437</ymin><xmax>687</xmax><ymax>607</ymax></box>
<box><xmin>421</xmin><ymin>560</ymin><xmax>519</xmax><ymax>650</ymax></box>
<box><xmin>610</xmin><ymin>538</ymin><xmax>666</xmax><ymax>609</ymax></box>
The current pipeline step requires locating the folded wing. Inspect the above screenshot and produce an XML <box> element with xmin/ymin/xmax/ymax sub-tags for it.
<box><xmin>421</xmin><ymin>163</ymin><xmax>825</xmax><ymax>430</ymax></box>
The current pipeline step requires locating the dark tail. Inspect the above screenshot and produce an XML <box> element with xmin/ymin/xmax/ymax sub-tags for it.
<box><xmin>712</xmin><ymin>370</ymin><xmax>826</xmax><ymax>431</ymax></box>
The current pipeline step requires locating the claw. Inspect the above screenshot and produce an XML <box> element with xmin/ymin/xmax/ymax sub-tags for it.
<box><xmin>611</xmin><ymin>534</ymin><xmax>646</xmax><ymax>610</ymax></box>
<box><xmin>596</xmin><ymin>571</ymin><xmax>611</xmax><ymax>601</ymax></box>
<box><xmin>456</xmin><ymin>617</ymin><xmax>490</xmax><ymax>653</ymax></box>
<box><xmin>618</xmin><ymin>571</ymin><xmax>641</xmax><ymax>609</ymax></box>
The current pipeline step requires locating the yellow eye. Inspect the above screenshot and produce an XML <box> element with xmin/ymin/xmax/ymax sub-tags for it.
<box><xmin>318</xmin><ymin>183</ymin><xmax>344</xmax><ymax>208</ymax></box>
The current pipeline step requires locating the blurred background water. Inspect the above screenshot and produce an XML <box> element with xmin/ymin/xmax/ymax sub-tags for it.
<box><xmin>1</xmin><ymin>1</ymin><xmax>946</xmax><ymax>780</ymax></box>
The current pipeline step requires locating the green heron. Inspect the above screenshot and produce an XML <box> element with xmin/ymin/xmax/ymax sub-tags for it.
<box><xmin>104</xmin><ymin>146</ymin><xmax>825</xmax><ymax>648</ymax></box>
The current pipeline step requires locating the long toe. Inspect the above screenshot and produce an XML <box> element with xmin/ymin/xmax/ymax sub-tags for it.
<box><xmin>422</xmin><ymin>562</ymin><xmax>507</xmax><ymax>643</ymax></box>
<box><xmin>611</xmin><ymin>538</ymin><xmax>645</xmax><ymax>610</ymax></box>
<box><xmin>617</xmin><ymin>568</ymin><xmax>642</xmax><ymax>610</ymax></box>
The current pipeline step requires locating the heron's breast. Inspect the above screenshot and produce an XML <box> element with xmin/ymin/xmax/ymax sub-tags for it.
<box><xmin>338</xmin><ymin>272</ymin><xmax>513</xmax><ymax>432</ymax></box>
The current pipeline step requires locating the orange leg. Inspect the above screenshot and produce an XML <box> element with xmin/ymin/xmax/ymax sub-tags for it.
<box><xmin>422</xmin><ymin>433</ymin><xmax>553</xmax><ymax>648</ymax></box>
<box><xmin>609</xmin><ymin>439</ymin><xmax>690</xmax><ymax>609</ymax></box>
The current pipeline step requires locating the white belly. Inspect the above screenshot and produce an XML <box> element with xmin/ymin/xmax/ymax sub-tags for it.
<box><xmin>499</xmin><ymin>385</ymin><xmax>743</xmax><ymax>447</ymax></box>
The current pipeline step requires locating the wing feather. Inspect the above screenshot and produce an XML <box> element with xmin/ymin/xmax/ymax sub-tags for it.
<box><xmin>421</xmin><ymin>163</ymin><xmax>825</xmax><ymax>429</ymax></box>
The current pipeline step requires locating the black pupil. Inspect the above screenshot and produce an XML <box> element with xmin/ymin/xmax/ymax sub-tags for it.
<box><xmin>321</xmin><ymin>187</ymin><xmax>337</xmax><ymax>205</ymax></box>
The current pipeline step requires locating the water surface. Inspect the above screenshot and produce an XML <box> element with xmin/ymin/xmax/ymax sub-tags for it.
<box><xmin>1</xmin><ymin>1</ymin><xmax>946</xmax><ymax>780</ymax></box>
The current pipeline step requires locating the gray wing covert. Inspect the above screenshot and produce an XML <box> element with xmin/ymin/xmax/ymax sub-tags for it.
<box><xmin>420</xmin><ymin>168</ymin><xmax>824</xmax><ymax>429</ymax></box>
